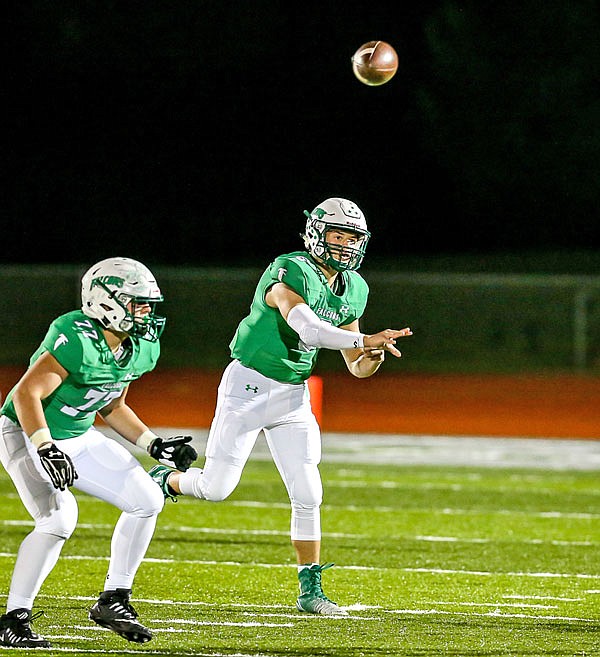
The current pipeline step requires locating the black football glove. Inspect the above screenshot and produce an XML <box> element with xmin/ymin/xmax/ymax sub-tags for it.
<box><xmin>38</xmin><ymin>444</ymin><xmax>78</xmax><ymax>490</ymax></box>
<box><xmin>148</xmin><ymin>435</ymin><xmax>197</xmax><ymax>471</ymax></box>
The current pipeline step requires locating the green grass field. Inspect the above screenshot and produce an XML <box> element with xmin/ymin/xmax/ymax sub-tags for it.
<box><xmin>2</xmin><ymin>442</ymin><xmax>600</xmax><ymax>656</ymax></box>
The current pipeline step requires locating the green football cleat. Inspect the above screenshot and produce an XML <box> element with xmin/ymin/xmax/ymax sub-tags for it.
<box><xmin>296</xmin><ymin>563</ymin><xmax>348</xmax><ymax>616</ymax></box>
<box><xmin>148</xmin><ymin>465</ymin><xmax>178</xmax><ymax>501</ymax></box>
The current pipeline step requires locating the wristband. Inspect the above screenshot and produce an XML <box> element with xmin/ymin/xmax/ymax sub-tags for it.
<box><xmin>29</xmin><ymin>428</ymin><xmax>53</xmax><ymax>449</ymax></box>
<box><xmin>136</xmin><ymin>429</ymin><xmax>159</xmax><ymax>451</ymax></box>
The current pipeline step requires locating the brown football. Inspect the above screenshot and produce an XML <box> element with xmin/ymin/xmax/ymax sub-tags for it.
<box><xmin>351</xmin><ymin>40</ymin><xmax>398</xmax><ymax>86</ymax></box>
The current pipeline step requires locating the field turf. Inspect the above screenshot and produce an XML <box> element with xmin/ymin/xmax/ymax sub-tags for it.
<box><xmin>1</xmin><ymin>438</ymin><xmax>600</xmax><ymax>656</ymax></box>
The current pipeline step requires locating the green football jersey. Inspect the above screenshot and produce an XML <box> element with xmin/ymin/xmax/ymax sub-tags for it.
<box><xmin>229</xmin><ymin>251</ymin><xmax>369</xmax><ymax>384</ymax></box>
<box><xmin>1</xmin><ymin>310</ymin><xmax>160</xmax><ymax>439</ymax></box>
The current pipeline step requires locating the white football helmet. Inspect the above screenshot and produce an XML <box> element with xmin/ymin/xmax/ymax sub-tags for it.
<box><xmin>303</xmin><ymin>197</ymin><xmax>371</xmax><ymax>271</ymax></box>
<box><xmin>81</xmin><ymin>257</ymin><xmax>165</xmax><ymax>342</ymax></box>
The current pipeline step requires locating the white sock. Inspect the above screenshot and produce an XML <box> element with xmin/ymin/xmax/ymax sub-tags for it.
<box><xmin>7</xmin><ymin>532</ymin><xmax>66</xmax><ymax>611</ymax></box>
<box><xmin>178</xmin><ymin>467</ymin><xmax>207</xmax><ymax>499</ymax></box>
<box><xmin>297</xmin><ymin>563</ymin><xmax>319</xmax><ymax>572</ymax></box>
<box><xmin>105</xmin><ymin>513</ymin><xmax>157</xmax><ymax>590</ymax></box>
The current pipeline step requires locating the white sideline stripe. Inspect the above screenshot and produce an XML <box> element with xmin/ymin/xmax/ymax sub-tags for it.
<box><xmin>401</xmin><ymin>567</ymin><xmax>600</xmax><ymax>579</ymax></box>
<box><xmin>5</xmin><ymin>594</ymin><xmax>596</xmax><ymax>627</ymax></box>
<box><xmin>3</xmin><ymin>519</ymin><xmax>594</xmax><ymax>547</ymax></box>
<box><xmin>234</xmin><ymin>500</ymin><xmax>600</xmax><ymax>520</ymax></box>
<box><xmin>6</xmin><ymin>490</ymin><xmax>599</xmax><ymax>520</ymax></box>
<box><xmin>173</xmin><ymin>525</ymin><xmax>361</xmax><ymax>539</ymax></box>
<box><xmin>414</xmin><ymin>534</ymin><xmax>593</xmax><ymax>547</ymax></box>
<box><xmin>0</xmin><ymin>519</ymin><xmax>364</xmax><ymax>539</ymax></box>
<box><xmin>35</xmin><ymin>594</ymin><xmax>373</xmax><ymax>617</ymax></box>
<box><xmin>73</xmin><ymin>620</ymin><xmax>294</xmax><ymax>630</ymax></box>
<box><xmin>329</xmin><ymin>479</ymin><xmax>600</xmax><ymax>499</ymax></box>
<box><xmin>0</xmin><ymin>551</ymin><xmax>599</xmax><ymax>580</ymax></box>
<box><xmin>47</xmin><ymin>607</ymin><xmax>600</xmax><ymax>629</ymax></box>
<box><xmin>428</xmin><ymin>601</ymin><xmax>558</xmax><ymax>609</ymax></box>
<box><xmin>48</xmin><ymin>634</ymin><xmax>94</xmax><ymax>641</ymax></box>
<box><xmin>238</xmin><ymin>611</ymin><xmax>379</xmax><ymax>621</ymax></box>
<box><xmin>503</xmin><ymin>594</ymin><xmax>583</xmax><ymax>602</ymax></box>
<box><xmin>382</xmin><ymin>608</ymin><xmax>597</xmax><ymax>622</ymax></box>
<box><xmin>41</xmin><ymin>647</ymin><xmax>263</xmax><ymax>657</ymax></box>
<box><xmin>20</xmin><ymin>594</ymin><xmax>575</xmax><ymax>615</ymax></box>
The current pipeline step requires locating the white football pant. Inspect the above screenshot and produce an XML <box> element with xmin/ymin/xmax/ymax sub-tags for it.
<box><xmin>179</xmin><ymin>359</ymin><xmax>323</xmax><ymax>541</ymax></box>
<box><xmin>0</xmin><ymin>416</ymin><xmax>164</xmax><ymax>612</ymax></box>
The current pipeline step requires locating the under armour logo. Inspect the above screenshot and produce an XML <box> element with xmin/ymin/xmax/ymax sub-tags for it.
<box><xmin>53</xmin><ymin>334</ymin><xmax>68</xmax><ymax>350</ymax></box>
<box><xmin>340</xmin><ymin>305</ymin><xmax>350</xmax><ymax>314</ymax></box>
<box><xmin>245</xmin><ymin>384</ymin><xmax>259</xmax><ymax>393</ymax></box>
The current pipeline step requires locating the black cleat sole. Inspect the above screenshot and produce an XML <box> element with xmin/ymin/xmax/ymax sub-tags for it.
<box><xmin>89</xmin><ymin>616</ymin><xmax>152</xmax><ymax>643</ymax></box>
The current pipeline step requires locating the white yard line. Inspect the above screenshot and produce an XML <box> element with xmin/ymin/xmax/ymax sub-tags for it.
<box><xmin>11</xmin><ymin>593</ymin><xmax>598</xmax><ymax>625</ymax></box>
<box><xmin>0</xmin><ymin>551</ymin><xmax>599</xmax><ymax>580</ymax></box>
<box><xmin>3</xmin><ymin>518</ymin><xmax>596</xmax><ymax>547</ymax></box>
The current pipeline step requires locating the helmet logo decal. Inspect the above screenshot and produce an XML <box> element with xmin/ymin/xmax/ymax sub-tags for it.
<box><xmin>91</xmin><ymin>275</ymin><xmax>124</xmax><ymax>288</ymax></box>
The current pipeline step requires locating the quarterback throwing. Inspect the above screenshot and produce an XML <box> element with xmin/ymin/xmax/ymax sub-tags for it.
<box><xmin>151</xmin><ymin>198</ymin><xmax>412</xmax><ymax>615</ymax></box>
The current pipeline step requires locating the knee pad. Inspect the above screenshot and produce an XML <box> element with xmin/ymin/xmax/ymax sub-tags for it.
<box><xmin>180</xmin><ymin>462</ymin><xmax>243</xmax><ymax>501</ymax></box>
<box><xmin>131</xmin><ymin>480</ymin><xmax>165</xmax><ymax>517</ymax></box>
<box><xmin>289</xmin><ymin>463</ymin><xmax>323</xmax><ymax>508</ymax></box>
<box><xmin>290</xmin><ymin>499</ymin><xmax>321</xmax><ymax>542</ymax></box>
<box><xmin>35</xmin><ymin>491</ymin><xmax>78</xmax><ymax>539</ymax></box>
<box><xmin>199</xmin><ymin>466</ymin><xmax>240</xmax><ymax>501</ymax></box>
<box><xmin>142</xmin><ymin>487</ymin><xmax>165</xmax><ymax>517</ymax></box>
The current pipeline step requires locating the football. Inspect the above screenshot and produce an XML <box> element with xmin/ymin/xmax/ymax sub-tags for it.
<box><xmin>351</xmin><ymin>40</ymin><xmax>398</xmax><ymax>86</ymax></box>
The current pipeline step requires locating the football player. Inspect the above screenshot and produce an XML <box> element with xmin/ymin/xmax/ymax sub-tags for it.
<box><xmin>0</xmin><ymin>257</ymin><xmax>197</xmax><ymax>648</ymax></box>
<box><xmin>150</xmin><ymin>198</ymin><xmax>412</xmax><ymax>615</ymax></box>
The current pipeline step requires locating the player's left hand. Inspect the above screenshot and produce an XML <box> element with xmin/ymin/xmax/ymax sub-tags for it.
<box><xmin>362</xmin><ymin>347</ymin><xmax>386</xmax><ymax>362</ymax></box>
<box><xmin>149</xmin><ymin>435</ymin><xmax>198</xmax><ymax>471</ymax></box>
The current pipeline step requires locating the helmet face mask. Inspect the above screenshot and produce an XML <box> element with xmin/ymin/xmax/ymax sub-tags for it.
<box><xmin>303</xmin><ymin>198</ymin><xmax>370</xmax><ymax>271</ymax></box>
<box><xmin>81</xmin><ymin>257</ymin><xmax>165</xmax><ymax>342</ymax></box>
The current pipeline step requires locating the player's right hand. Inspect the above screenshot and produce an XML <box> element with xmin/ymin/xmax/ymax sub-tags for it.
<box><xmin>149</xmin><ymin>435</ymin><xmax>198</xmax><ymax>471</ymax></box>
<box><xmin>38</xmin><ymin>443</ymin><xmax>78</xmax><ymax>490</ymax></box>
<box><xmin>363</xmin><ymin>327</ymin><xmax>412</xmax><ymax>357</ymax></box>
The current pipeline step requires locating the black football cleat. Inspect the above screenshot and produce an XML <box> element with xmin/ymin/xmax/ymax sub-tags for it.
<box><xmin>89</xmin><ymin>589</ymin><xmax>152</xmax><ymax>643</ymax></box>
<box><xmin>0</xmin><ymin>607</ymin><xmax>51</xmax><ymax>648</ymax></box>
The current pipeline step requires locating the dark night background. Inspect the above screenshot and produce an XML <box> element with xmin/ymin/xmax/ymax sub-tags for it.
<box><xmin>5</xmin><ymin>1</ymin><xmax>600</xmax><ymax>270</ymax></box>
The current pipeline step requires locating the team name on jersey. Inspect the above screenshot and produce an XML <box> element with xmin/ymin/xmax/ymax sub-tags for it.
<box><xmin>101</xmin><ymin>382</ymin><xmax>124</xmax><ymax>390</ymax></box>
<box><xmin>316</xmin><ymin>307</ymin><xmax>342</xmax><ymax>322</ymax></box>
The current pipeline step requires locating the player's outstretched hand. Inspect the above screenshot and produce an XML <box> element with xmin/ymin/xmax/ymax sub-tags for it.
<box><xmin>38</xmin><ymin>443</ymin><xmax>78</xmax><ymax>490</ymax></box>
<box><xmin>149</xmin><ymin>435</ymin><xmax>198</xmax><ymax>471</ymax></box>
<box><xmin>363</xmin><ymin>327</ymin><xmax>412</xmax><ymax>358</ymax></box>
